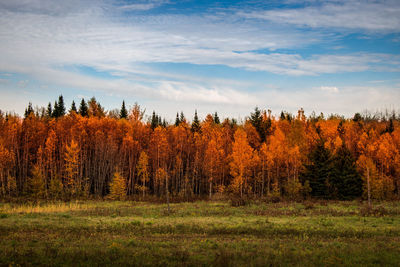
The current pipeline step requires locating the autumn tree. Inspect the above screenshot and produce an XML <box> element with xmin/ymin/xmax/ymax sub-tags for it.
<box><xmin>204</xmin><ymin>138</ymin><xmax>219</xmax><ymax>198</ymax></box>
<box><xmin>64</xmin><ymin>139</ymin><xmax>80</xmax><ymax>196</ymax></box>
<box><xmin>230</xmin><ymin>128</ymin><xmax>253</xmax><ymax>198</ymax></box>
<box><xmin>137</xmin><ymin>151</ymin><xmax>149</xmax><ymax>197</ymax></box>
<box><xmin>30</xmin><ymin>164</ymin><xmax>46</xmax><ymax>198</ymax></box>
<box><xmin>109</xmin><ymin>170</ymin><xmax>127</xmax><ymax>200</ymax></box>
<box><xmin>88</xmin><ymin>97</ymin><xmax>105</xmax><ymax>117</ymax></box>
<box><xmin>0</xmin><ymin>142</ymin><xmax>15</xmax><ymax>197</ymax></box>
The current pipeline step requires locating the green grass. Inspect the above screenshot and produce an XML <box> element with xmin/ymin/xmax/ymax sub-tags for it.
<box><xmin>1</xmin><ymin>200</ymin><xmax>400</xmax><ymax>266</ymax></box>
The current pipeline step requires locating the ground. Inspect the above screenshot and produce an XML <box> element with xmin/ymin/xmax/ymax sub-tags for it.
<box><xmin>1</xmin><ymin>200</ymin><xmax>400</xmax><ymax>266</ymax></box>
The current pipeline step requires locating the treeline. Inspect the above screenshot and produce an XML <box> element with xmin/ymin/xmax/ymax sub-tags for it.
<box><xmin>0</xmin><ymin>96</ymin><xmax>399</xmax><ymax>201</ymax></box>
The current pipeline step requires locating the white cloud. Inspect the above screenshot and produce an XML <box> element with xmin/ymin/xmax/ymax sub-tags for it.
<box><xmin>119</xmin><ymin>4</ymin><xmax>156</xmax><ymax>11</ymax></box>
<box><xmin>0</xmin><ymin>0</ymin><xmax>399</xmax><ymax>118</ymax></box>
<box><xmin>320</xmin><ymin>86</ymin><xmax>339</xmax><ymax>93</ymax></box>
<box><xmin>17</xmin><ymin>80</ymin><xmax>29</xmax><ymax>88</ymax></box>
<box><xmin>118</xmin><ymin>1</ymin><xmax>168</xmax><ymax>11</ymax></box>
<box><xmin>0</xmin><ymin>1</ymin><xmax>398</xmax><ymax>85</ymax></box>
<box><xmin>157</xmin><ymin>81</ymin><xmax>257</xmax><ymax>105</ymax></box>
<box><xmin>240</xmin><ymin>0</ymin><xmax>400</xmax><ymax>32</ymax></box>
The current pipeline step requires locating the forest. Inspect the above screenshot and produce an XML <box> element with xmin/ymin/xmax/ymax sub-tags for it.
<box><xmin>0</xmin><ymin>95</ymin><xmax>399</xmax><ymax>202</ymax></box>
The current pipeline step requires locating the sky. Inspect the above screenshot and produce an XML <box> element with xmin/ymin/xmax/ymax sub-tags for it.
<box><xmin>0</xmin><ymin>0</ymin><xmax>399</xmax><ymax>121</ymax></box>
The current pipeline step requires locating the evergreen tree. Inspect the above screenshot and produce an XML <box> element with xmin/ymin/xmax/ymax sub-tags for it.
<box><xmin>57</xmin><ymin>95</ymin><xmax>66</xmax><ymax>117</ymax></box>
<box><xmin>79</xmin><ymin>98</ymin><xmax>88</xmax><ymax>117</ymax></box>
<box><xmin>180</xmin><ymin>111</ymin><xmax>185</xmax><ymax>123</ymax></box>
<box><xmin>249</xmin><ymin>107</ymin><xmax>270</xmax><ymax>141</ymax></box>
<box><xmin>70</xmin><ymin>100</ymin><xmax>77</xmax><ymax>113</ymax></box>
<box><xmin>250</xmin><ymin>107</ymin><xmax>265</xmax><ymax>141</ymax></box>
<box><xmin>301</xmin><ymin>141</ymin><xmax>334</xmax><ymax>199</ymax></box>
<box><xmin>213</xmin><ymin>112</ymin><xmax>220</xmax><ymax>124</ymax></box>
<box><xmin>52</xmin><ymin>101</ymin><xmax>58</xmax><ymax>118</ymax></box>
<box><xmin>120</xmin><ymin>100</ymin><xmax>128</xmax><ymax>119</ymax></box>
<box><xmin>280</xmin><ymin>111</ymin><xmax>286</xmax><ymax>121</ymax></box>
<box><xmin>353</xmin><ymin>112</ymin><xmax>362</xmax><ymax>122</ymax></box>
<box><xmin>191</xmin><ymin>110</ymin><xmax>201</xmax><ymax>133</ymax></box>
<box><xmin>46</xmin><ymin>102</ymin><xmax>52</xmax><ymax>118</ymax></box>
<box><xmin>386</xmin><ymin>118</ymin><xmax>394</xmax><ymax>133</ymax></box>
<box><xmin>151</xmin><ymin>111</ymin><xmax>158</xmax><ymax>130</ymax></box>
<box><xmin>24</xmin><ymin>102</ymin><xmax>34</xmax><ymax>118</ymax></box>
<box><xmin>175</xmin><ymin>112</ymin><xmax>180</xmax><ymax>126</ymax></box>
<box><xmin>330</xmin><ymin>144</ymin><xmax>363</xmax><ymax>200</ymax></box>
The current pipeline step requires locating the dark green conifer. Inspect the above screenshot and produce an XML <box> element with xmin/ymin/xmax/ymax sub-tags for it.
<box><xmin>191</xmin><ymin>110</ymin><xmax>201</xmax><ymax>133</ymax></box>
<box><xmin>52</xmin><ymin>101</ymin><xmax>58</xmax><ymax>118</ymax></box>
<box><xmin>151</xmin><ymin>111</ymin><xmax>158</xmax><ymax>130</ymax></box>
<box><xmin>24</xmin><ymin>102</ymin><xmax>34</xmax><ymax>118</ymax></box>
<box><xmin>46</xmin><ymin>102</ymin><xmax>52</xmax><ymax>118</ymax></box>
<box><xmin>301</xmin><ymin>141</ymin><xmax>334</xmax><ymax>199</ymax></box>
<box><xmin>330</xmin><ymin>144</ymin><xmax>363</xmax><ymax>200</ymax></box>
<box><xmin>175</xmin><ymin>112</ymin><xmax>180</xmax><ymax>126</ymax></box>
<box><xmin>57</xmin><ymin>95</ymin><xmax>66</xmax><ymax>117</ymax></box>
<box><xmin>79</xmin><ymin>99</ymin><xmax>88</xmax><ymax>117</ymax></box>
<box><xmin>70</xmin><ymin>100</ymin><xmax>77</xmax><ymax>113</ymax></box>
<box><xmin>180</xmin><ymin>111</ymin><xmax>185</xmax><ymax>123</ymax></box>
<box><xmin>213</xmin><ymin>112</ymin><xmax>220</xmax><ymax>124</ymax></box>
<box><xmin>120</xmin><ymin>100</ymin><xmax>128</xmax><ymax>119</ymax></box>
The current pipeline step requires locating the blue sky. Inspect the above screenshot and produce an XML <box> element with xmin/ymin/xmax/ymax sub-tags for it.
<box><xmin>0</xmin><ymin>0</ymin><xmax>399</xmax><ymax>121</ymax></box>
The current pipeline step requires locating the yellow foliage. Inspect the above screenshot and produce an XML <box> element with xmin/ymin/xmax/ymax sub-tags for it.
<box><xmin>229</xmin><ymin>128</ymin><xmax>253</xmax><ymax>197</ymax></box>
<box><xmin>109</xmin><ymin>171</ymin><xmax>127</xmax><ymax>200</ymax></box>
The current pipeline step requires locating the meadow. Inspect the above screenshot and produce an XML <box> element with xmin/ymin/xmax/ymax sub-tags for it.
<box><xmin>1</xmin><ymin>200</ymin><xmax>400</xmax><ymax>266</ymax></box>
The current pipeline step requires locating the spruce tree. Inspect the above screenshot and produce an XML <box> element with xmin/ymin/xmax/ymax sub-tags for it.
<box><xmin>353</xmin><ymin>113</ymin><xmax>362</xmax><ymax>122</ymax></box>
<box><xmin>191</xmin><ymin>110</ymin><xmax>201</xmax><ymax>133</ymax></box>
<box><xmin>301</xmin><ymin>141</ymin><xmax>334</xmax><ymax>199</ymax></box>
<box><xmin>213</xmin><ymin>112</ymin><xmax>220</xmax><ymax>124</ymax></box>
<box><xmin>280</xmin><ymin>111</ymin><xmax>286</xmax><ymax>121</ymax></box>
<box><xmin>120</xmin><ymin>100</ymin><xmax>128</xmax><ymax>119</ymax></box>
<box><xmin>52</xmin><ymin>101</ymin><xmax>58</xmax><ymax>118</ymax></box>
<box><xmin>386</xmin><ymin>118</ymin><xmax>394</xmax><ymax>133</ymax></box>
<box><xmin>250</xmin><ymin>107</ymin><xmax>268</xmax><ymax>141</ymax></box>
<box><xmin>46</xmin><ymin>102</ymin><xmax>52</xmax><ymax>118</ymax></box>
<box><xmin>180</xmin><ymin>111</ymin><xmax>185</xmax><ymax>123</ymax></box>
<box><xmin>70</xmin><ymin>100</ymin><xmax>77</xmax><ymax>113</ymax></box>
<box><xmin>158</xmin><ymin>116</ymin><xmax>162</xmax><ymax>126</ymax></box>
<box><xmin>175</xmin><ymin>112</ymin><xmax>180</xmax><ymax>126</ymax></box>
<box><xmin>330</xmin><ymin>144</ymin><xmax>363</xmax><ymax>200</ymax></box>
<box><xmin>79</xmin><ymin>99</ymin><xmax>88</xmax><ymax>117</ymax></box>
<box><xmin>57</xmin><ymin>95</ymin><xmax>66</xmax><ymax>117</ymax></box>
<box><xmin>151</xmin><ymin>111</ymin><xmax>158</xmax><ymax>130</ymax></box>
<box><xmin>24</xmin><ymin>102</ymin><xmax>34</xmax><ymax>118</ymax></box>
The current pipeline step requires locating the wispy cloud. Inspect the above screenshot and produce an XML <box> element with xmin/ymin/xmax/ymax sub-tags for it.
<box><xmin>118</xmin><ymin>0</ymin><xmax>168</xmax><ymax>11</ymax></box>
<box><xmin>320</xmin><ymin>86</ymin><xmax>339</xmax><ymax>93</ymax></box>
<box><xmin>0</xmin><ymin>0</ymin><xmax>399</xmax><ymax>117</ymax></box>
<box><xmin>240</xmin><ymin>0</ymin><xmax>400</xmax><ymax>32</ymax></box>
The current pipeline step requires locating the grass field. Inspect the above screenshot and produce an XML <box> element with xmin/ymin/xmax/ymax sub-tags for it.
<box><xmin>1</xmin><ymin>200</ymin><xmax>400</xmax><ymax>266</ymax></box>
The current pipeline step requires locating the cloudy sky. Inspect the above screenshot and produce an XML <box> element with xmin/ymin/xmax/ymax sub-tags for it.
<box><xmin>0</xmin><ymin>0</ymin><xmax>399</xmax><ymax>120</ymax></box>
